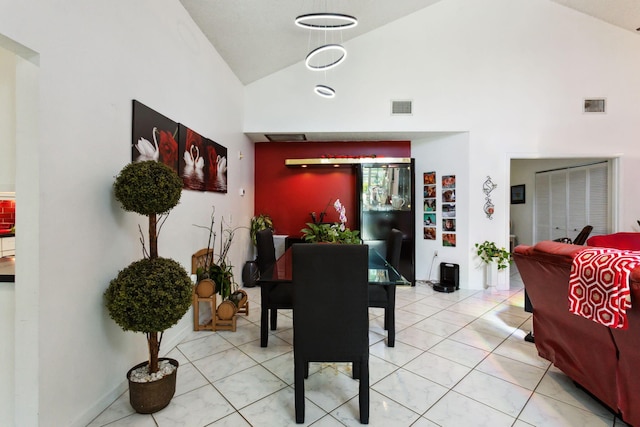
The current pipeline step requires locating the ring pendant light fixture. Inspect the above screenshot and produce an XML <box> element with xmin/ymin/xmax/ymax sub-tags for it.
<box><xmin>305</xmin><ymin>44</ymin><xmax>347</xmax><ymax>71</ymax></box>
<box><xmin>295</xmin><ymin>13</ymin><xmax>358</xmax><ymax>30</ymax></box>
<box><xmin>314</xmin><ymin>85</ymin><xmax>336</xmax><ymax>98</ymax></box>
<box><xmin>295</xmin><ymin>8</ymin><xmax>357</xmax><ymax>98</ymax></box>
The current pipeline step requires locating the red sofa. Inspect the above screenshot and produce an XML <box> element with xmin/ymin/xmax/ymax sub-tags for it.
<box><xmin>514</xmin><ymin>236</ymin><xmax>640</xmax><ymax>426</ymax></box>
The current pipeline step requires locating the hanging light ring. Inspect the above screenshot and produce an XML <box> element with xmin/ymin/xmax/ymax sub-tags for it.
<box><xmin>305</xmin><ymin>44</ymin><xmax>347</xmax><ymax>71</ymax></box>
<box><xmin>295</xmin><ymin>13</ymin><xmax>358</xmax><ymax>30</ymax></box>
<box><xmin>314</xmin><ymin>85</ymin><xmax>336</xmax><ymax>98</ymax></box>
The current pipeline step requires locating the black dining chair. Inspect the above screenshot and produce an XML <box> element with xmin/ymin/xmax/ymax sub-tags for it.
<box><xmin>256</xmin><ymin>228</ymin><xmax>293</xmax><ymax>332</ymax></box>
<box><xmin>368</xmin><ymin>228</ymin><xmax>402</xmax><ymax>347</ymax></box>
<box><xmin>292</xmin><ymin>243</ymin><xmax>369</xmax><ymax>424</ymax></box>
<box><xmin>256</xmin><ymin>228</ymin><xmax>276</xmax><ymax>274</ymax></box>
<box><xmin>553</xmin><ymin>225</ymin><xmax>593</xmax><ymax>245</ymax></box>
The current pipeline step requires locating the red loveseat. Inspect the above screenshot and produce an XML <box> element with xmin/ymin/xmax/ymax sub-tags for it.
<box><xmin>513</xmin><ymin>236</ymin><xmax>640</xmax><ymax>426</ymax></box>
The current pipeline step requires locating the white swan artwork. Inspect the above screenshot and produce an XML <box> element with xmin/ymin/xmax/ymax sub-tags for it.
<box><xmin>134</xmin><ymin>126</ymin><xmax>160</xmax><ymax>162</ymax></box>
<box><xmin>183</xmin><ymin>144</ymin><xmax>205</xmax><ymax>189</ymax></box>
<box><xmin>214</xmin><ymin>155</ymin><xmax>227</xmax><ymax>191</ymax></box>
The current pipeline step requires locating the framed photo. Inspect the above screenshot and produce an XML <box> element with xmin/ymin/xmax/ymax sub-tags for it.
<box><xmin>511</xmin><ymin>184</ymin><xmax>525</xmax><ymax>204</ymax></box>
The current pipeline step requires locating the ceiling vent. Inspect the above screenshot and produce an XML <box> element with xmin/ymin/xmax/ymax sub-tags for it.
<box><xmin>391</xmin><ymin>100</ymin><xmax>412</xmax><ymax>115</ymax></box>
<box><xmin>583</xmin><ymin>98</ymin><xmax>606</xmax><ymax>113</ymax></box>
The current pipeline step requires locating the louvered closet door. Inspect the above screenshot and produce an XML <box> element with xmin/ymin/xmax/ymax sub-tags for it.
<box><xmin>550</xmin><ymin>170</ymin><xmax>568</xmax><ymax>240</ymax></box>
<box><xmin>534</xmin><ymin>173</ymin><xmax>551</xmax><ymax>242</ymax></box>
<box><xmin>567</xmin><ymin>168</ymin><xmax>587</xmax><ymax>237</ymax></box>
<box><xmin>534</xmin><ymin>162</ymin><xmax>609</xmax><ymax>243</ymax></box>
<box><xmin>587</xmin><ymin>163</ymin><xmax>608</xmax><ymax>236</ymax></box>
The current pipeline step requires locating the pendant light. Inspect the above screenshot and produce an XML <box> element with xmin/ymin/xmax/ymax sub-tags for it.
<box><xmin>295</xmin><ymin>8</ymin><xmax>357</xmax><ymax>98</ymax></box>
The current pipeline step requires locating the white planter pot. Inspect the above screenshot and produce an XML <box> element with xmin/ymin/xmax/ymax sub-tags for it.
<box><xmin>484</xmin><ymin>263</ymin><xmax>499</xmax><ymax>289</ymax></box>
<box><xmin>484</xmin><ymin>263</ymin><xmax>508</xmax><ymax>290</ymax></box>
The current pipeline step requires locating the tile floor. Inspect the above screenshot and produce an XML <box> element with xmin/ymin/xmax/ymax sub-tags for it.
<box><xmin>89</xmin><ymin>268</ymin><xmax>628</xmax><ymax>427</ymax></box>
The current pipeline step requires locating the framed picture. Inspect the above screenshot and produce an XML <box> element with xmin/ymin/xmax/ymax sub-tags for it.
<box><xmin>178</xmin><ymin>124</ymin><xmax>228</xmax><ymax>193</ymax></box>
<box><xmin>511</xmin><ymin>184</ymin><xmax>525</xmax><ymax>204</ymax></box>
<box><xmin>131</xmin><ymin>100</ymin><xmax>179</xmax><ymax>173</ymax></box>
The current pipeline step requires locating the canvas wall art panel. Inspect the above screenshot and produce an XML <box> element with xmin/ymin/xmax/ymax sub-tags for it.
<box><xmin>131</xmin><ymin>100</ymin><xmax>179</xmax><ymax>173</ymax></box>
<box><xmin>178</xmin><ymin>124</ymin><xmax>228</xmax><ymax>193</ymax></box>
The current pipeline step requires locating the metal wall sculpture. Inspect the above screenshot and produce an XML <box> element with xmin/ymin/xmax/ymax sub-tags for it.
<box><xmin>482</xmin><ymin>176</ymin><xmax>497</xmax><ymax>219</ymax></box>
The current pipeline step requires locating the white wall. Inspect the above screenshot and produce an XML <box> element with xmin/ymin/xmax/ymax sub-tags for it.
<box><xmin>0</xmin><ymin>282</ymin><xmax>15</xmax><ymax>426</ymax></box>
<box><xmin>0</xmin><ymin>1</ymin><xmax>254</xmax><ymax>426</ymax></box>
<box><xmin>413</xmin><ymin>133</ymin><xmax>472</xmax><ymax>286</ymax></box>
<box><xmin>245</xmin><ymin>0</ymin><xmax>640</xmax><ymax>289</ymax></box>
<box><xmin>0</xmin><ymin>45</ymin><xmax>15</xmax><ymax>193</ymax></box>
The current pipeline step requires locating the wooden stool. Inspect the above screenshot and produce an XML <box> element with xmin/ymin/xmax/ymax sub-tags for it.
<box><xmin>193</xmin><ymin>279</ymin><xmax>216</xmax><ymax>331</ymax></box>
<box><xmin>214</xmin><ymin>300</ymin><xmax>237</xmax><ymax>331</ymax></box>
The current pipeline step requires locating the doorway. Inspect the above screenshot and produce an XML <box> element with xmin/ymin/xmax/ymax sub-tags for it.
<box><xmin>509</xmin><ymin>157</ymin><xmax>614</xmax><ymax>247</ymax></box>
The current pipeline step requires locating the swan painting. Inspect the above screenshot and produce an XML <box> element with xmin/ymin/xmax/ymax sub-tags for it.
<box><xmin>131</xmin><ymin>101</ymin><xmax>179</xmax><ymax>172</ymax></box>
<box><xmin>182</xmin><ymin>144</ymin><xmax>205</xmax><ymax>190</ymax></box>
<box><xmin>134</xmin><ymin>128</ymin><xmax>159</xmax><ymax>162</ymax></box>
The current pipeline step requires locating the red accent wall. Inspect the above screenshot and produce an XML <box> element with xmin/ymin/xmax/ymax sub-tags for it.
<box><xmin>255</xmin><ymin>141</ymin><xmax>410</xmax><ymax>237</ymax></box>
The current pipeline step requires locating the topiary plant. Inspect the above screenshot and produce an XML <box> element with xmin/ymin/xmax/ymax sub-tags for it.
<box><xmin>105</xmin><ymin>160</ymin><xmax>191</xmax><ymax>375</ymax></box>
<box><xmin>105</xmin><ymin>258</ymin><xmax>192</xmax><ymax>333</ymax></box>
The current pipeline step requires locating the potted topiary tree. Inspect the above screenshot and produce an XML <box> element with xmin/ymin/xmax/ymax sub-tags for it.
<box><xmin>104</xmin><ymin>161</ymin><xmax>193</xmax><ymax>414</ymax></box>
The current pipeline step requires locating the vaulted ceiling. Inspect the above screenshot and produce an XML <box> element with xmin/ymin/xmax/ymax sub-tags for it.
<box><xmin>180</xmin><ymin>0</ymin><xmax>640</xmax><ymax>85</ymax></box>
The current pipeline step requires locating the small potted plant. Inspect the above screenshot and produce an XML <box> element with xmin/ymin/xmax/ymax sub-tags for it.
<box><xmin>474</xmin><ymin>240</ymin><xmax>511</xmax><ymax>288</ymax></box>
<box><xmin>104</xmin><ymin>161</ymin><xmax>193</xmax><ymax>414</ymax></box>
<box><xmin>242</xmin><ymin>213</ymin><xmax>274</xmax><ymax>287</ymax></box>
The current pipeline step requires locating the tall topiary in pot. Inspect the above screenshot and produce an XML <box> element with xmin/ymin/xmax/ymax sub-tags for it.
<box><xmin>104</xmin><ymin>161</ymin><xmax>193</xmax><ymax>413</ymax></box>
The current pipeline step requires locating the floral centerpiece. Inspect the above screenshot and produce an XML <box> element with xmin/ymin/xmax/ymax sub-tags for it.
<box><xmin>301</xmin><ymin>199</ymin><xmax>360</xmax><ymax>244</ymax></box>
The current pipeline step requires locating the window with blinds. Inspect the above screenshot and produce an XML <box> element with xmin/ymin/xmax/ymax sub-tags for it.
<box><xmin>534</xmin><ymin>162</ymin><xmax>609</xmax><ymax>243</ymax></box>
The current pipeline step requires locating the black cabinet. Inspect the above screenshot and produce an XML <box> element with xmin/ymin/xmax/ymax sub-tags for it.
<box><xmin>356</xmin><ymin>160</ymin><xmax>415</xmax><ymax>285</ymax></box>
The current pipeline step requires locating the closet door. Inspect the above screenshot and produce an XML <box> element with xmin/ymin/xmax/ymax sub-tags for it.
<box><xmin>587</xmin><ymin>163</ymin><xmax>608</xmax><ymax>236</ymax></box>
<box><xmin>534</xmin><ymin>172</ymin><xmax>551</xmax><ymax>242</ymax></box>
<box><xmin>534</xmin><ymin>162</ymin><xmax>609</xmax><ymax>243</ymax></box>
<box><xmin>550</xmin><ymin>170</ymin><xmax>568</xmax><ymax>240</ymax></box>
<box><xmin>567</xmin><ymin>168</ymin><xmax>587</xmax><ymax>237</ymax></box>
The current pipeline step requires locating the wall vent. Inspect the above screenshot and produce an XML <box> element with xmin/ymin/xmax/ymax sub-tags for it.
<box><xmin>583</xmin><ymin>98</ymin><xmax>606</xmax><ymax>113</ymax></box>
<box><xmin>391</xmin><ymin>100</ymin><xmax>413</xmax><ymax>115</ymax></box>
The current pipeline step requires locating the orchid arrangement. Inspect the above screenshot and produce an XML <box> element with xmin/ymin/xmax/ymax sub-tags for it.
<box><xmin>301</xmin><ymin>199</ymin><xmax>360</xmax><ymax>244</ymax></box>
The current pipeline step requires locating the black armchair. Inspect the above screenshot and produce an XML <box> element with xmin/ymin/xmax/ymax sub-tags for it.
<box><xmin>256</xmin><ymin>229</ymin><xmax>293</xmax><ymax>341</ymax></box>
<box><xmin>368</xmin><ymin>228</ymin><xmax>402</xmax><ymax>347</ymax></box>
<box><xmin>292</xmin><ymin>243</ymin><xmax>369</xmax><ymax>424</ymax></box>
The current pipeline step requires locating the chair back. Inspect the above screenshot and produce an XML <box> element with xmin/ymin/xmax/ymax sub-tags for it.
<box><xmin>573</xmin><ymin>225</ymin><xmax>593</xmax><ymax>246</ymax></box>
<box><xmin>192</xmin><ymin>248</ymin><xmax>213</xmax><ymax>274</ymax></box>
<box><xmin>256</xmin><ymin>228</ymin><xmax>276</xmax><ymax>274</ymax></box>
<box><xmin>386</xmin><ymin>228</ymin><xmax>403</xmax><ymax>270</ymax></box>
<box><xmin>292</xmin><ymin>243</ymin><xmax>369</xmax><ymax>361</ymax></box>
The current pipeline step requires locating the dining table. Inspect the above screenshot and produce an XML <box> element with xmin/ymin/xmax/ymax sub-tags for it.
<box><xmin>256</xmin><ymin>244</ymin><xmax>410</xmax><ymax>347</ymax></box>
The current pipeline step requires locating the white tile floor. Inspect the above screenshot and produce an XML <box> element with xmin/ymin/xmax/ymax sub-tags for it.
<box><xmin>89</xmin><ymin>268</ymin><xmax>628</xmax><ymax>427</ymax></box>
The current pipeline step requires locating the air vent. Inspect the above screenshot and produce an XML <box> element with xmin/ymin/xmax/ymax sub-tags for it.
<box><xmin>583</xmin><ymin>98</ymin><xmax>606</xmax><ymax>113</ymax></box>
<box><xmin>391</xmin><ymin>100</ymin><xmax>412</xmax><ymax>115</ymax></box>
<box><xmin>265</xmin><ymin>133</ymin><xmax>307</xmax><ymax>142</ymax></box>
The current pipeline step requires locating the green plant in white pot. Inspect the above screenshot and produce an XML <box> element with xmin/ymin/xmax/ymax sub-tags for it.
<box><xmin>475</xmin><ymin>240</ymin><xmax>511</xmax><ymax>288</ymax></box>
<box><xmin>104</xmin><ymin>161</ymin><xmax>192</xmax><ymax>414</ymax></box>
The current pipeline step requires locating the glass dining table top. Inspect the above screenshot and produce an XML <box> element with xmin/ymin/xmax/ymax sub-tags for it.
<box><xmin>258</xmin><ymin>245</ymin><xmax>409</xmax><ymax>286</ymax></box>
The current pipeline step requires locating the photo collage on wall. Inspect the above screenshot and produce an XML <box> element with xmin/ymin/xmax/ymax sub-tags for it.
<box><xmin>442</xmin><ymin>175</ymin><xmax>456</xmax><ymax>247</ymax></box>
<box><xmin>423</xmin><ymin>172</ymin><xmax>436</xmax><ymax>240</ymax></box>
